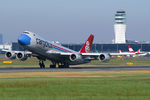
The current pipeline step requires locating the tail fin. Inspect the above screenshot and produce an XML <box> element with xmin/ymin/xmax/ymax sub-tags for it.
<box><xmin>80</xmin><ymin>34</ymin><xmax>94</xmax><ymax>53</ymax></box>
<box><xmin>128</xmin><ymin>45</ymin><xmax>135</xmax><ymax>53</ymax></box>
<box><xmin>119</xmin><ymin>50</ymin><xmax>122</xmax><ymax>53</ymax></box>
<box><xmin>137</xmin><ymin>49</ymin><xmax>141</xmax><ymax>53</ymax></box>
<box><xmin>96</xmin><ymin>50</ymin><xmax>99</xmax><ymax>53</ymax></box>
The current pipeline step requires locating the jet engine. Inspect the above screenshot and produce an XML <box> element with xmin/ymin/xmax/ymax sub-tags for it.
<box><xmin>16</xmin><ymin>52</ymin><xmax>28</xmax><ymax>61</ymax></box>
<box><xmin>69</xmin><ymin>54</ymin><xmax>81</xmax><ymax>61</ymax></box>
<box><xmin>98</xmin><ymin>53</ymin><xmax>110</xmax><ymax>62</ymax></box>
<box><xmin>5</xmin><ymin>52</ymin><xmax>16</xmax><ymax>59</ymax></box>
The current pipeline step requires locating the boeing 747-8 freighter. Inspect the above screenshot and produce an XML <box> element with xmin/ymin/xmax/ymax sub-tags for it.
<box><xmin>5</xmin><ymin>31</ymin><xmax>133</xmax><ymax>68</ymax></box>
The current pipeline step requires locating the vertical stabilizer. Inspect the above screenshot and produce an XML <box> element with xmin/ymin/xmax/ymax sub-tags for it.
<box><xmin>119</xmin><ymin>50</ymin><xmax>122</xmax><ymax>53</ymax></box>
<box><xmin>128</xmin><ymin>45</ymin><xmax>135</xmax><ymax>53</ymax></box>
<box><xmin>80</xmin><ymin>34</ymin><xmax>94</xmax><ymax>53</ymax></box>
<box><xmin>137</xmin><ymin>49</ymin><xmax>141</xmax><ymax>53</ymax></box>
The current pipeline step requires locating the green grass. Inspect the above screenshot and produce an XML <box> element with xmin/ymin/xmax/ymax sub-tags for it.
<box><xmin>1</xmin><ymin>54</ymin><xmax>150</xmax><ymax>100</ymax></box>
<box><xmin>0</xmin><ymin>56</ymin><xmax>51</xmax><ymax>67</ymax></box>
<box><xmin>1</xmin><ymin>55</ymin><xmax>150</xmax><ymax>68</ymax></box>
<box><xmin>0</xmin><ymin>72</ymin><xmax>150</xmax><ymax>100</ymax></box>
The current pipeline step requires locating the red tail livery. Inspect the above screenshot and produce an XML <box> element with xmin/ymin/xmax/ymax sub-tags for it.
<box><xmin>80</xmin><ymin>34</ymin><xmax>94</xmax><ymax>53</ymax></box>
<box><xmin>137</xmin><ymin>49</ymin><xmax>141</xmax><ymax>53</ymax></box>
<box><xmin>128</xmin><ymin>45</ymin><xmax>135</xmax><ymax>53</ymax></box>
<box><xmin>119</xmin><ymin>50</ymin><xmax>122</xmax><ymax>53</ymax></box>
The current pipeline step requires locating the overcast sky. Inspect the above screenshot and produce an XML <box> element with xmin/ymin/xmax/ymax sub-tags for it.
<box><xmin>0</xmin><ymin>0</ymin><xmax>150</xmax><ymax>43</ymax></box>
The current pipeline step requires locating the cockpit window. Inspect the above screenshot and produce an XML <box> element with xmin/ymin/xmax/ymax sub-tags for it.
<box><xmin>23</xmin><ymin>32</ymin><xmax>30</xmax><ymax>34</ymax></box>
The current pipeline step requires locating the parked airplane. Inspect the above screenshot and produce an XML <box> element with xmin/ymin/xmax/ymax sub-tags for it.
<box><xmin>128</xmin><ymin>45</ymin><xmax>139</xmax><ymax>53</ymax></box>
<box><xmin>118</xmin><ymin>45</ymin><xmax>148</xmax><ymax>57</ymax></box>
<box><xmin>128</xmin><ymin>45</ymin><xmax>147</xmax><ymax>56</ymax></box>
<box><xmin>5</xmin><ymin>31</ymin><xmax>134</xmax><ymax>68</ymax></box>
<box><xmin>119</xmin><ymin>49</ymin><xmax>135</xmax><ymax>57</ymax></box>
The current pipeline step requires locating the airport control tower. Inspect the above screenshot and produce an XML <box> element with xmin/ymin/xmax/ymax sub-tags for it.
<box><xmin>114</xmin><ymin>10</ymin><xmax>126</xmax><ymax>44</ymax></box>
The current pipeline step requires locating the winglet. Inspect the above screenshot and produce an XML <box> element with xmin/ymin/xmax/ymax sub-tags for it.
<box><xmin>128</xmin><ymin>45</ymin><xmax>135</xmax><ymax>53</ymax></box>
<box><xmin>80</xmin><ymin>34</ymin><xmax>94</xmax><ymax>53</ymax></box>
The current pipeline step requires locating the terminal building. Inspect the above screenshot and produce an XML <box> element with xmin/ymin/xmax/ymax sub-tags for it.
<box><xmin>62</xmin><ymin>43</ymin><xmax>150</xmax><ymax>53</ymax></box>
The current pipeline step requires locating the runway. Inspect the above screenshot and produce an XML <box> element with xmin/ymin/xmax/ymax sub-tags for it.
<box><xmin>0</xmin><ymin>66</ymin><xmax>150</xmax><ymax>73</ymax></box>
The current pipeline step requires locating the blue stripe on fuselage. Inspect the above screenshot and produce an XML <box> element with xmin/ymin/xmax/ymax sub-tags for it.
<box><xmin>53</xmin><ymin>46</ymin><xmax>68</xmax><ymax>53</ymax></box>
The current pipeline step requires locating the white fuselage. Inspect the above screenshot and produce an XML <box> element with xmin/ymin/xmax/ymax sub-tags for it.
<box><xmin>18</xmin><ymin>31</ymin><xmax>90</xmax><ymax>65</ymax></box>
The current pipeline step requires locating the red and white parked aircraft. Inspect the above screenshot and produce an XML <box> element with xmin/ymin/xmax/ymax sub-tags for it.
<box><xmin>119</xmin><ymin>45</ymin><xmax>148</xmax><ymax>57</ymax></box>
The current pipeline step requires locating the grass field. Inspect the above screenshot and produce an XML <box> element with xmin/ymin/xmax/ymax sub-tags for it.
<box><xmin>0</xmin><ymin>71</ymin><xmax>150</xmax><ymax>100</ymax></box>
<box><xmin>1</xmin><ymin>55</ymin><xmax>150</xmax><ymax>100</ymax></box>
<box><xmin>1</xmin><ymin>54</ymin><xmax>150</xmax><ymax>68</ymax></box>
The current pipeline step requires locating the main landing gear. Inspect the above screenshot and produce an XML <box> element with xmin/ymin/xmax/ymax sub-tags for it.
<box><xmin>38</xmin><ymin>60</ymin><xmax>70</xmax><ymax>69</ymax></box>
<box><xmin>58</xmin><ymin>62</ymin><xmax>69</xmax><ymax>68</ymax></box>
<box><xmin>39</xmin><ymin>60</ymin><xmax>45</xmax><ymax>69</ymax></box>
<box><xmin>50</xmin><ymin>61</ymin><xmax>69</xmax><ymax>68</ymax></box>
<box><xmin>50</xmin><ymin>61</ymin><xmax>56</xmax><ymax>68</ymax></box>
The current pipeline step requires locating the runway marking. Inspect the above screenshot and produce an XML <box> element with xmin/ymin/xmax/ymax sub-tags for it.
<box><xmin>3</xmin><ymin>61</ymin><xmax>12</xmax><ymax>64</ymax></box>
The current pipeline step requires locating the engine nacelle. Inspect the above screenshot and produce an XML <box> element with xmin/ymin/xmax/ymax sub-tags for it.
<box><xmin>98</xmin><ymin>53</ymin><xmax>110</xmax><ymax>62</ymax></box>
<box><xmin>69</xmin><ymin>54</ymin><xmax>81</xmax><ymax>61</ymax></box>
<box><xmin>16</xmin><ymin>52</ymin><xmax>28</xmax><ymax>61</ymax></box>
<box><xmin>5</xmin><ymin>52</ymin><xmax>16</xmax><ymax>59</ymax></box>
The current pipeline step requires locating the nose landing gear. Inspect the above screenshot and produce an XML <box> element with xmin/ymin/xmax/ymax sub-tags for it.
<box><xmin>39</xmin><ymin>60</ymin><xmax>45</xmax><ymax>69</ymax></box>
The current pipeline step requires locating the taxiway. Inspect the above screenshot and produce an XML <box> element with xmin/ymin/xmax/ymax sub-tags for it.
<box><xmin>0</xmin><ymin>66</ymin><xmax>150</xmax><ymax>73</ymax></box>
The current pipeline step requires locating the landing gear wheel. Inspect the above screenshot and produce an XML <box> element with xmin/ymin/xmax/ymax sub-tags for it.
<box><xmin>50</xmin><ymin>65</ymin><xmax>56</xmax><ymax>68</ymax></box>
<box><xmin>42</xmin><ymin>61</ymin><xmax>45</xmax><ymax>69</ymax></box>
<box><xmin>64</xmin><ymin>62</ymin><xmax>69</xmax><ymax>68</ymax></box>
<box><xmin>58</xmin><ymin>65</ymin><xmax>64</xmax><ymax>68</ymax></box>
<box><xmin>50</xmin><ymin>61</ymin><xmax>56</xmax><ymax>68</ymax></box>
<box><xmin>39</xmin><ymin>61</ymin><xmax>45</xmax><ymax>69</ymax></box>
<box><xmin>58</xmin><ymin>63</ymin><xmax>69</xmax><ymax>68</ymax></box>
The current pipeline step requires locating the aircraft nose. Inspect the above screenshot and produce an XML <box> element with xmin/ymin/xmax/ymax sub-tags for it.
<box><xmin>18</xmin><ymin>34</ymin><xmax>31</xmax><ymax>45</ymax></box>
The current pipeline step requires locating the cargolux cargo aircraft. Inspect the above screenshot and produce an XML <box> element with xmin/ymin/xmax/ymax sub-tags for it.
<box><xmin>5</xmin><ymin>31</ymin><xmax>132</xmax><ymax>68</ymax></box>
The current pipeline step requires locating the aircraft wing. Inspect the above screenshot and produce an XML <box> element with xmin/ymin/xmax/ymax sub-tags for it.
<box><xmin>47</xmin><ymin>51</ymin><xmax>145</xmax><ymax>63</ymax></box>
<box><xmin>81</xmin><ymin>52</ymin><xmax>135</xmax><ymax>56</ymax></box>
<box><xmin>46</xmin><ymin>51</ymin><xmax>72</xmax><ymax>55</ymax></box>
<box><xmin>2</xmin><ymin>49</ymin><xmax>32</xmax><ymax>54</ymax></box>
<box><xmin>48</xmin><ymin>52</ymin><xmax>136</xmax><ymax>59</ymax></box>
<box><xmin>81</xmin><ymin>52</ymin><xmax>136</xmax><ymax>61</ymax></box>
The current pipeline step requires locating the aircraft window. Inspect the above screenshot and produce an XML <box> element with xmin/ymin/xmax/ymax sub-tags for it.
<box><xmin>23</xmin><ymin>32</ymin><xmax>29</xmax><ymax>34</ymax></box>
